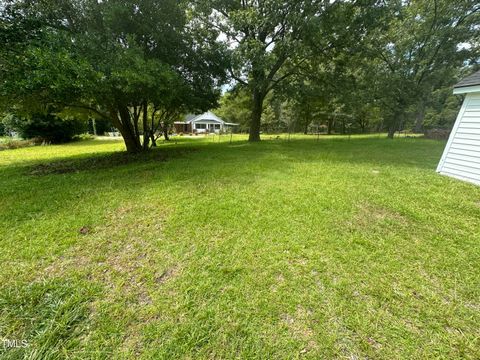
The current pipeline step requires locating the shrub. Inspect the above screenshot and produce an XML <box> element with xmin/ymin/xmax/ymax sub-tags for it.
<box><xmin>2</xmin><ymin>113</ymin><xmax>87</xmax><ymax>143</ymax></box>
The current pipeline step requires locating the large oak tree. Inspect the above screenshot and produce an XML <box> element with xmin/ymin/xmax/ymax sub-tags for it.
<box><xmin>364</xmin><ymin>0</ymin><xmax>480</xmax><ymax>137</ymax></box>
<box><xmin>193</xmin><ymin>0</ymin><xmax>329</xmax><ymax>142</ymax></box>
<box><xmin>0</xmin><ymin>0</ymin><xmax>227</xmax><ymax>152</ymax></box>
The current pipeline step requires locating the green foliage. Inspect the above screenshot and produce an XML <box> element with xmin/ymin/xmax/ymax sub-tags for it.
<box><xmin>283</xmin><ymin>0</ymin><xmax>479</xmax><ymax>136</ymax></box>
<box><xmin>361</xmin><ymin>0</ymin><xmax>479</xmax><ymax>135</ymax></box>
<box><xmin>0</xmin><ymin>0</ymin><xmax>227</xmax><ymax>152</ymax></box>
<box><xmin>1</xmin><ymin>0</ymin><xmax>478</xmax><ymax>143</ymax></box>
<box><xmin>3</xmin><ymin>113</ymin><xmax>86</xmax><ymax>143</ymax></box>
<box><xmin>216</xmin><ymin>87</ymin><xmax>252</xmax><ymax>132</ymax></box>
<box><xmin>194</xmin><ymin>0</ymin><xmax>323</xmax><ymax>140</ymax></box>
<box><xmin>424</xmin><ymin>91</ymin><xmax>465</xmax><ymax>130</ymax></box>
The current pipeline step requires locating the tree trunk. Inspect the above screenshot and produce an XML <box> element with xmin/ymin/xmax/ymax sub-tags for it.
<box><xmin>125</xmin><ymin>134</ymin><xmax>142</xmax><ymax>152</ymax></box>
<box><xmin>414</xmin><ymin>100</ymin><xmax>426</xmax><ymax>133</ymax></box>
<box><xmin>117</xmin><ymin>124</ymin><xmax>143</xmax><ymax>152</ymax></box>
<box><xmin>150</xmin><ymin>109</ymin><xmax>157</xmax><ymax>146</ymax></box>
<box><xmin>359</xmin><ymin>117</ymin><xmax>366</xmax><ymax>133</ymax></box>
<box><xmin>117</xmin><ymin>105</ymin><xmax>143</xmax><ymax>153</ymax></box>
<box><xmin>150</xmin><ymin>133</ymin><xmax>157</xmax><ymax>147</ymax></box>
<box><xmin>142</xmin><ymin>101</ymin><xmax>149</xmax><ymax>150</ymax></box>
<box><xmin>387</xmin><ymin>126</ymin><xmax>395</xmax><ymax>139</ymax></box>
<box><xmin>249</xmin><ymin>88</ymin><xmax>264</xmax><ymax>142</ymax></box>
<box><xmin>303</xmin><ymin>105</ymin><xmax>310</xmax><ymax>135</ymax></box>
<box><xmin>132</xmin><ymin>106</ymin><xmax>140</xmax><ymax>144</ymax></box>
<box><xmin>92</xmin><ymin>118</ymin><xmax>97</xmax><ymax>136</ymax></box>
<box><xmin>327</xmin><ymin>118</ymin><xmax>334</xmax><ymax>135</ymax></box>
<box><xmin>387</xmin><ymin>111</ymin><xmax>403</xmax><ymax>139</ymax></box>
<box><xmin>163</xmin><ymin>126</ymin><xmax>170</xmax><ymax>141</ymax></box>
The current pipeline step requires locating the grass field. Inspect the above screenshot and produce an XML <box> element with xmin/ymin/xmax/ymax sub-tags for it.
<box><xmin>1</xmin><ymin>134</ymin><xmax>479</xmax><ymax>359</ymax></box>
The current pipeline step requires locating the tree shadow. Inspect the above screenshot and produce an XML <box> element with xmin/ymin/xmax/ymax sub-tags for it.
<box><xmin>1</xmin><ymin>135</ymin><xmax>445</xmax><ymax>177</ymax></box>
<box><xmin>26</xmin><ymin>147</ymin><xmax>195</xmax><ymax>175</ymax></box>
<box><xmin>0</xmin><ymin>136</ymin><xmax>446</xmax><ymax>242</ymax></box>
<box><xmin>203</xmin><ymin>135</ymin><xmax>445</xmax><ymax>171</ymax></box>
<box><xmin>66</xmin><ymin>139</ymin><xmax>125</xmax><ymax>147</ymax></box>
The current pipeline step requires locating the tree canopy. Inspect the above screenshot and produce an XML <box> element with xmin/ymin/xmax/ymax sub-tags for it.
<box><xmin>193</xmin><ymin>0</ymin><xmax>327</xmax><ymax>141</ymax></box>
<box><xmin>1</xmin><ymin>0</ymin><xmax>227</xmax><ymax>152</ymax></box>
<box><xmin>1</xmin><ymin>0</ymin><xmax>479</xmax><ymax>150</ymax></box>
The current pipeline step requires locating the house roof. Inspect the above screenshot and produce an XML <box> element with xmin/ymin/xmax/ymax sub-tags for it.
<box><xmin>454</xmin><ymin>70</ymin><xmax>480</xmax><ymax>89</ymax></box>
<box><xmin>185</xmin><ymin>111</ymin><xmax>225</xmax><ymax>124</ymax></box>
<box><xmin>184</xmin><ymin>114</ymin><xmax>197</xmax><ymax>122</ymax></box>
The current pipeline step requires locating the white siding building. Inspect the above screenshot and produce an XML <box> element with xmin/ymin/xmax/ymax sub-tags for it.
<box><xmin>437</xmin><ymin>70</ymin><xmax>480</xmax><ymax>185</ymax></box>
<box><xmin>174</xmin><ymin>111</ymin><xmax>238</xmax><ymax>134</ymax></box>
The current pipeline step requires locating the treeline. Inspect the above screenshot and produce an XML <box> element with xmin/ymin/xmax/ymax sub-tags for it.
<box><xmin>215</xmin><ymin>0</ymin><xmax>479</xmax><ymax>136</ymax></box>
<box><xmin>216</xmin><ymin>84</ymin><xmax>467</xmax><ymax>136</ymax></box>
<box><xmin>1</xmin><ymin>1</ymin><xmax>479</xmax><ymax>151</ymax></box>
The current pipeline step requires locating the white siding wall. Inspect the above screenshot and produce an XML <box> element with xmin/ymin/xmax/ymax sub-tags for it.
<box><xmin>437</xmin><ymin>93</ymin><xmax>480</xmax><ymax>185</ymax></box>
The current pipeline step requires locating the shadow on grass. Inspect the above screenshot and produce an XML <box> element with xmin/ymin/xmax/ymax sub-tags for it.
<box><xmin>0</xmin><ymin>135</ymin><xmax>475</xmax><ymax>360</ymax></box>
<box><xmin>0</xmin><ymin>136</ymin><xmax>453</xmax><ymax>257</ymax></box>
<box><xmin>216</xmin><ymin>136</ymin><xmax>445</xmax><ymax>171</ymax></box>
<box><xmin>26</xmin><ymin>147</ymin><xmax>196</xmax><ymax>176</ymax></box>
<box><xmin>64</xmin><ymin>138</ymin><xmax>125</xmax><ymax>147</ymax></box>
<box><xmin>5</xmin><ymin>135</ymin><xmax>445</xmax><ymax>177</ymax></box>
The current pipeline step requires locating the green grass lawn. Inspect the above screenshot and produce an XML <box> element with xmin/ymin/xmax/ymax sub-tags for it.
<box><xmin>1</xmin><ymin>134</ymin><xmax>479</xmax><ymax>359</ymax></box>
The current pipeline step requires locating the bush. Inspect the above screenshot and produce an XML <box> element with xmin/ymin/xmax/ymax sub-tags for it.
<box><xmin>2</xmin><ymin>113</ymin><xmax>87</xmax><ymax>143</ymax></box>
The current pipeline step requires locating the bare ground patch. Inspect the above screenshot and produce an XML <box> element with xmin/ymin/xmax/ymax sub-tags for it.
<box><xmin>281</xmin><ymin>306</ymin><xmax>318</xmax><ymax>354</ymax></box>
<box><xmin>39</xmin><ymin>201</ymin><xmax>180</xmax><ymax>354</ymax></box>
<box><xmin>347</xmin><ymin>202</ymin><xmax>409</xmax><ymax>230</ymax></box>
<box><xmin>42</xmin><ymin>202</ymin><xmax>179</xmax><ymax>292</ymax></box>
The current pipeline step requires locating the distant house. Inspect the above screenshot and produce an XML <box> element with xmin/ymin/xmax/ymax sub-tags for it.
<box><xmin>174</xmin><ymin>111</ymin><xmax>238</xmax><ymax>134</ymax></box>
<box><xmin>437</xmin><ymin>70</ymin><xmax>480</xmax><ymax>185</ymax></box>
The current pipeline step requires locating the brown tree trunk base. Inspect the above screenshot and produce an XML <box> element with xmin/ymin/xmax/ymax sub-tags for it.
<box><xmin>387</xmin><ymin>127</ymin><xmax>395</xmax><ymax>139</ymax></box>
<box><xmin>249</xmin><ymin>89</ymin><xmax>264</xmax><ymax>142</ymax></box>
<box><xmin>150</xmin><ymin>133</ymin><xmax>157</xmax><ymax>147</ymax></box>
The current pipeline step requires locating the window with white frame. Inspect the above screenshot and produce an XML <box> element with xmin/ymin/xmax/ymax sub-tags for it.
<box><xmin>195</xmin><ymin>123</ymin><xmax>206</xmax><ymax>129</ymax></box>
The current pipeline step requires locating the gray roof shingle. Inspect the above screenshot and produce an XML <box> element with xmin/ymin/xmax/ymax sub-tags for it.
<box><xmin>454</xmin><ymin>70</ymin><xmax>480</xmax><ymax>89</ymax></box>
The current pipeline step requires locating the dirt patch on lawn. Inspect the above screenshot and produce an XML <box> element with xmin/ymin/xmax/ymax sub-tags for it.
<box><xmin>39</xmin><ymin>201</ymin><xmax>181</xmax><ymax>354</ymax></box>
<box><xmin>347</xmin><ymin>202</ymin><xmax>409</xmax><ymax>230</ymax></box>
<box><xmin>155</xmin><ymin>266</ymin><xmax>180</xmax><ymax>284</ymax></box>
<box><xmin>281</xmin><ymin>306</ymin><xmax>318</xmax><ymax>354</ymax></box>
<box><xmin>41</xmin><ymin>201</ymin><xmax>179</xmax><ymax>305</ymax></box>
